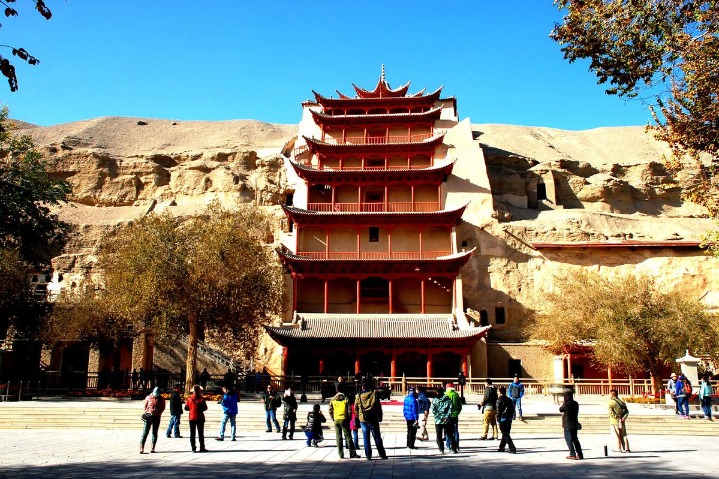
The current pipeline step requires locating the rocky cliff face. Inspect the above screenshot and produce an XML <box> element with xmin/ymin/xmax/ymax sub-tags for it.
<box><xmin>18</xmin><ymin>117</ymin><xmax>718</xmax><ymax>348</ymax></box>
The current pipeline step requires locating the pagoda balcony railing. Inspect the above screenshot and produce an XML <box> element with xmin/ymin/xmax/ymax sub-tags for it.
<box><xmin>294</xmin><ymin>161</ymin><xmax>434</xmax><ymax>171</ymax></box>
<box><xmin>292</xmin><ymin>132</ymin><xmax>440</xmax><ymax>157</ymax></box>
<box><xmin>307</xmin><ymin>201</ymin><xmax>439</xmax><ymax>213</ymax></box>
<box><xmin>296</xmin><ymin>250</ymin><xmax>451</xmax><ymax>260</ymax></box>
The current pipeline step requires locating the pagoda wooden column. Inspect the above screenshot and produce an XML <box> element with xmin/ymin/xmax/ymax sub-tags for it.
<box><xmin>319</xmin><ymin>358</ymin><xmax>325</xmax><ymax>375</ymax></box>
<box><xmin>323</xmin><ymin>279</ymin><xmax>329</xmax><ymax>313</ymax></box>
<box><xmin>388</xmin><ymin>279</ymin><xmax>393</xmax><ymax>314</ymax></box>
<box><xmin>461</xmin><ymin>353</ymin><xmax>468</xmax><ymax>375</ymax></box>
<box><xmin>437</xmin><ymin>185</ymin><xmax>441</xmax><ymax>206</ymax></box>
<box><xmin>325</xmin><ymin>229</ymin><xmax>329</xmax><ymax>258</ymax></box>
<box><xmin>331</xmin><ymin>188</ymin><xmax>335</xmax><ymax>210</ymax></box>
<box><xmin>421</xmin><ymin>279</ymin><xmax>426</xmax><ymax>314</ymax></box>
<box><xmin>356</xmin><ymin>279</ymin><xmax>361</xmax><ymax>314</ymax></box>
<box><xmin>356</xmin><ymin>227</ymin><xmax>361</xmax><ymax>259</ymax></box>
<box><xmin>419</xmin><ymin>226</ymin><xmax>423</xmax><ymax>258</ymax></box>
<box><xmin>292</xmin><ymin>275</ymin><xmax>298</xmax><ymax>314</ymax></box>
<box><xmin>427</xmin><ymin>352</ymin><xmax>433</xmax><ymax>382</ymax></box>
<box><xmin>282</xmin><ymin>347</ymin><xmax>289</xmax><ymax>375</ymax></box>
<box><xmin>355</xmin><ymin>351</ymin><xmax>361</xmax><ymax>375</ymax></box>
<box><xmin>411</xmin><ymin>185</ymin><xmax>415</xmax><ymax>211</ymax></box>
<box><xmin>390</xmin><ymin>350</ymin><xmax>397</xmax><ymax>379</ymax></box>
<box><xmin>388</xmin><ymin>230</ymin><xmax>392</xmax><ymax>259</ymax></box>
<box><xmin>384</xmin><ymin>186</ymin><xmax>388</xmax><ymax>212</ymax></box>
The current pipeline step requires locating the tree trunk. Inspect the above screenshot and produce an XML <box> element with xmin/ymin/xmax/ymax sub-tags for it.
<box><xmin>184</xmin><ymin>313</ymin><xmax>199</xmax><ymax>396</ymax></box>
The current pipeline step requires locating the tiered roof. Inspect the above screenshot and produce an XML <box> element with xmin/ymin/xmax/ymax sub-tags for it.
<box><xmin>276</xmin><ymin>248</ymin><xmax>475</xmax><ymax>275</ymax></box>
<box><xmin>287</xmin><ymin>158</ymin><xmax>455</xmax><ymax>183</ymax></box>
<box><xmin>309</xmin><ymin>105</ymin><xmax>443</xmax><ymax>126</ymax></box>
<box><xmin>265</xmin><ymin>313</ymin><xmax>491</xmax><ymax>347</ymax></box>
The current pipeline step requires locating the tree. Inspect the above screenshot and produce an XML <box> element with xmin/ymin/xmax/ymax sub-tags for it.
<box><xmin>0</xmin><ymin>0</ymin><xmax>52</xmax><ymax>91</ymax></box>
<box><xmin>0</xmin><ymin>106</ymin><xmax>70</xmax><ymax>347</ymax></box>
<box><xmin>529</xmin><ymin>270</ymin><xmax>719</xmax><ymax>392</ymax></box>
<box><xmin>0</xmin><ymin>107</ymin><xmax>71</xmax><ymax>266</ymax></box>
<box><xmin>551</xmin><ymin>1</ymin><xmax>719</xmax><ymax>215</ymax></box>
<box><xmin>95</xmin><ymin>204</ymin><xmax>286</xmax><ymax>394</ymax></box>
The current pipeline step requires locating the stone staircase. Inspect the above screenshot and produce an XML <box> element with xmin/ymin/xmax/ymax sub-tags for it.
<box><xmin>1</xmin><ymin>399</ymin><xmax>717</xmax><ymax>436</ymax></box>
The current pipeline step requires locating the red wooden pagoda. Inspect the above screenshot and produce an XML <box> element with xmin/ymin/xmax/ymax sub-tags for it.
<box><xmin>268</xmin><ymin>70</ymin><xmax>490</xmax><ymax>379</ymax></box>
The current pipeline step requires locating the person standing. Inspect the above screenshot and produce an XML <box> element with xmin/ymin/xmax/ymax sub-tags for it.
<box><xmin>431</xmin><ymin>386</ymin><xmax>455</xmax><ymax>453</ymax></box>
<box><xmin>608</xmin><ymin>389</ymin><xmax>630</xmax><ymax>452</ymax></box>
<box><xmin>667</xmin><ymin>372</ymin><xmax>678</xmax><ymax>414</ymax></box>
<box><xmin>478</xmin><ymin>378</ymin><xmax>498</xmax><ymax>440</ymax></box>
<box><xmin>417</xmin><ymin>386</ymin><xmax>431</xmax><ymax>441</ymax></box>
<box><xmin>348</xmin><ymin>402</ymin><xmax>360</xmax><ymax>452</ymax></box>
<box><xmin>675</xmin><ymin>374</ymin><xmax>691</xmax><ymax>418</ymax></box>
<box><xmin>444</xmin><ymin>382</ymin><xmax>462</xmax><ymax>450</ymax></box>
<box><xmin>496</xmin><ymin>386</ymin><xmax>517</xmax><ymax>454</ymax></box>
<box><xmin>215</xmin><ymin>385</ymin><xmax>238</xmax><ymax>441</ymax></box>
<box><xmin>508</xmin><ymin>375</ymin><xmax>525</xmax><ymax>420</ymax></box>
<box><xmin>699</xmin><ymin>374</ymin><xmax>713</xmax><ymax>421</ymax></box>
<box><xmin>185</xmin><ymin>384</ymin><xmax>208</xmax><ymax>453</ymax></box>
<box><xmin>262</xmin><ymin>384</ymin><xmax>282</xmax><ymax>432</ymax></box>
<box><xmin>140</xmin><ymin>387</ymin><xmax>166</xmax><ymax>454</ymax></box>
<box><xmin>355</xmin><ymin>381</ymin><xmax>388</xmax><ymax>460</ymax></box>
<box><xmin>329</xmin><ymin>389</ymin><xmax>359</xmax><ymax>458</ymax></box>
<box><xmin>282</xmin><ymin>387</ymin><xmax>298</xmax><ymax>440</ymax></box>
<box><xmin>165</xmin><ymin>385</ymin><xmax>183</xmax><ymax>438</ymax></box>
<box><xmin>560</xmin><ymin>391</ymin><xmax>583</xmax><ymax>460</ymax></box>
<box><xmin>402</xmin><ymin>387</ymin><xmax>419</xmax><ymax>450</ymax></box>
<box><xmin>304</xmin><ymin>403</ymin><xmax>326</xmax><ymax>447</ymax></box>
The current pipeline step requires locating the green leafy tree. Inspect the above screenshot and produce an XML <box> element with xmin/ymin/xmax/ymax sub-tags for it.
<box><xmin>0</xmin><ymin>106</ymin><xmax>70</xmax><ymax>345</ymax></box>
<box><xmin>0</xmin><ymin>107</ymin><xmax>71</xmax><ymax>266</ymax></box>
<box><xmin>95</xmin><ymin>204</ymin><xmax>286</xmax><ymax>394</ymax></box>
<box><xmin>530</xmin><ymin>270</ymin><xmax>719</xmax><ymax>392</ymax></box>
<box><xmin>551</xmin><ymin>1</ymin><xmax>719</xmax><ymax>216</ymax></box>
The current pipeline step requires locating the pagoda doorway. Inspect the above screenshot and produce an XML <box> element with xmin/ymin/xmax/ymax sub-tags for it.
<box><xmin>397</xmin><ymin>351</ymin><xmax>427</xmax><ymax>378</ymax></box>
<box><xmin>360</xmin><ymin>351</ymin><xmax>390</xmax><ymax>377</ymax></box>
<box><xmin>433</xmin><ymin>351</ymin><xmax>462</xmax><ymax>378</ymax></box>
<box><xmin>324</xmin><ymin>350</ymin><xmax>355</xmax><ymax>378</ymax></box>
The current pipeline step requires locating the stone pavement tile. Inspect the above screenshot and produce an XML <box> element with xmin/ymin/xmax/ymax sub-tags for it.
<box><xmin>0</xmin><ymin>430</ymin><xmax>716</xmax><ymax>479</ymax></box>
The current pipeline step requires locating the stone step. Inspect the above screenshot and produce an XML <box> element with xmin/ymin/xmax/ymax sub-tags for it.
<box><xmin>1</xmin><ymin>404</ymin><xmax>716</xmax><ymax>435</ymax></box>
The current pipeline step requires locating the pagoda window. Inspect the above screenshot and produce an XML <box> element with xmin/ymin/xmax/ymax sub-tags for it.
<box><xmin>389</xmin><ymin>107</ymin><xmax>409</xmax><ymax>114</ymax></box>
<box><xmin>360</xmin><ymin>277</ymin><xmax>389</xmax><ymax>300</ymax></box>
<box><xmin>479</xmin><ymin>310</ymin><xmax>489</xmax><ymax>326</ymax></box>
<box><xmin>347</xmin><ymin>108</ymin><xmax>364</xmax><ymax>116</ymax></box>
<box><xmin>368</xmin><ymin>226</ymin><xmax>380</xmax><ymax>243</ymax></box>
<box><xmin>285</xmin><ymin>193</ymin><xmax>294</xmax><ymax>206</ymax></box>
<box><xmin>366</xmin><ymin>158</ymin><xmax>385</xmax><ymax>169</ymax></box>
<box><xmin>368</xmin><ymin>108</ymin><xmax>387</xmax><ymax>115</ymax></box>
<box><xmin>367</xmin><ymin>128</ymin><xmax>386</xmax><ymax>144</ymax></box>
<box><xmin>364</xmin><ymin>189</ymin><xmax>384</xmax><ymax>212</ymax></box>
<box><xmin>495</xmin><ymin>305</ymin><xmax>506</xmax><ymax>325</ymax></box>
<box><xmin>410</xmin><ymin>154</ymin><xmax>432</xmax><ymax>168</ymax></box>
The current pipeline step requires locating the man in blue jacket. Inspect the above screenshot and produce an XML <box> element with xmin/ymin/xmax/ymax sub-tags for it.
<box><xmin>403</xmin><ymin>387</ymin><xmax>419</xmax><ymax>449</ymax></box>
<box><xmin>508</xmin><ymin>375</ymin><xmax>525</xmax><ymax>420</ymax></box>
<box><xmin>216</xmin><ymin>386</ymin><xmax>238</xmax><ymax>441</ymax></box>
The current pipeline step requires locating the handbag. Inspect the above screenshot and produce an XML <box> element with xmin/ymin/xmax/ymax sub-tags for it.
<box><xmin>142</xmin><ymin>412</ymin><xmax>153</xmax><ymax>422</ymax></box>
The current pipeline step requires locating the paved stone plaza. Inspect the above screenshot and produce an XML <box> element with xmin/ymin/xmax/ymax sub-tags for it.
<box><xmin>0</xmin><ymin>427</ymin><xmax>715</xmax><ymax>478</ymax></box>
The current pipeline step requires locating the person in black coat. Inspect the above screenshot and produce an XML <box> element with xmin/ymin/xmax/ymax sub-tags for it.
<box><xmin>495</xmin><ymin>386</ymin><xmax>516</xmax><ymax>453</ymax></box>
<box><xmin>165</xmin><ymin>386</ymin><xmax>183</xmax><ymax>438</ymax></box>
<box><xmin>559</xmin><ymin>391</ymin><xmax>583</xmax><ymax>459</ymax></box>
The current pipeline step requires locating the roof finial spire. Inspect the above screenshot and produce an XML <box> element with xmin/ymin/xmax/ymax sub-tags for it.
<box><xmin>381</xmin><ymin>64</ymin><xmax>385</xmax><ymax>83</ymax></box>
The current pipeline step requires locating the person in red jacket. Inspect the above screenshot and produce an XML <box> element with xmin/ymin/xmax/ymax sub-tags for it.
<box><xmin>184</xmin><ymin>384</ymin><xmax>208</xmax><ymax>452</ymax></box>
<box><xmin>140</xmin><ymin>387</ymin><xmax>166</xmax><ymax>454</ymax></box>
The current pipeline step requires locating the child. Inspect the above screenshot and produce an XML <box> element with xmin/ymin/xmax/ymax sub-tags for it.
<box><xmin>305</xmin><ymin>403</ymin><xmax>326</xmax><ymax>447</ymax></box>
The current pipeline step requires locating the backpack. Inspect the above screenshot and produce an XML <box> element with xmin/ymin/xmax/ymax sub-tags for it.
<box><xmin>684</xmin><ymin>381</ymin><xmax>692</xmax><ymax>395</ymax></box>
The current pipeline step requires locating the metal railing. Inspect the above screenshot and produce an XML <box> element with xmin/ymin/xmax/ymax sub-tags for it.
<box><xmin>6</xmin><ymin>372</ymin><xmax>701</xmax><ymax>400</ymax></box>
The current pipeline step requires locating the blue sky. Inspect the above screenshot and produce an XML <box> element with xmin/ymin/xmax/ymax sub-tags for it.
<box><xmin>0</xmin><ymin>1</ymin><xmax>654</xmax><ymax>129</ymax></box>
